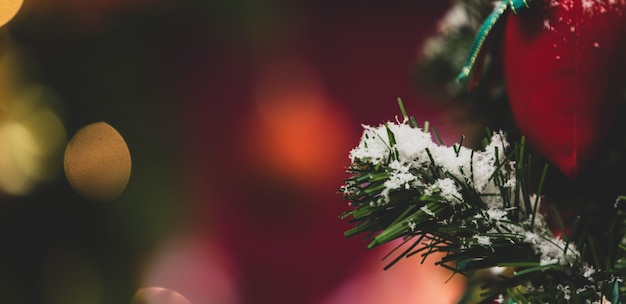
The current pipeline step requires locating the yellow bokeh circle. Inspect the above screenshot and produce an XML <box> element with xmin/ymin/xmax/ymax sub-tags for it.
<box><xmin>0</xmin><ymin>0</ymin><xmax>23</xmax><ymax>27</ymax></box>
<box><xmin>64</xmin><ymin>122</ymin><xmax>131</xmax><ymax>201</ymax></box>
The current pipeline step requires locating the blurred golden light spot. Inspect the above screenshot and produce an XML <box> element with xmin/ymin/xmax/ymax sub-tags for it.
<box><xmin>0</xmin><ymin>0</ymin><xmax>22</xmax><ymax>27</ymax></box>
<box><xmin>0</xmin><ymin>102</ymin><xmax>68</xmax><ymax>196</ymax></box>
<box><xmin>131</xmin><ymin>287</ymin><xmax>192</xmax><ymax>304</ymax></box>
<box><xmin>0</xmin><ymin>121</ymin><xmax>36</xmax><ymax>194</ymax></box>
<box><xmin>64</xmin><ymin>122</ymin><xmax>131</xmax><ymax>201</ymax></box>
<box><xmin>0</xmin><ymin>37</ymin><xmax>68</xmax><ymax>198</ymax></box>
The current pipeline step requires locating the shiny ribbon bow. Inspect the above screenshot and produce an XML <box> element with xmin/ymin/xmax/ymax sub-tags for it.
<box><xmin>456</xmin><ymin>0</ymin><xmax>533</xmax><ymax>82</ymax></box>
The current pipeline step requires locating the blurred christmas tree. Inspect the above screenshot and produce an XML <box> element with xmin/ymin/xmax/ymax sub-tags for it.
<box><xmin>341</xmin><ymin>0</ymin><xmax>626</xmax><ymax>303</ymax></box>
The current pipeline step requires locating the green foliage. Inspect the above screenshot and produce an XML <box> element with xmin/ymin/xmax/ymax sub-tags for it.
<box><xmin>340</xmin><ymin>104</ymin><xmax>626</xmax><ymax>303</ymax></box>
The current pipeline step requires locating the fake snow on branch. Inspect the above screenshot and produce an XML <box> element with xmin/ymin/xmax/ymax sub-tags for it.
<box><xmin>345</xmin><ymin>119</ymin><xmax>578</xmax><ymax>261</ymax></box>
<box><xmin>349</xmin><ymin>119</ymin><xmax>512</xmax><ymax>201</ymax></box>
<box><xmin>339</xmin><ymin>113</ymin><xmax>626</xmax><ymax>302</ymax></box>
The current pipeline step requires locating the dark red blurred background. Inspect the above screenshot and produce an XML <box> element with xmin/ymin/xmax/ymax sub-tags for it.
<box><xmin>0</xmin><ymin>1</ymin><xmax>465</xmax><ymax>303</ymax></box>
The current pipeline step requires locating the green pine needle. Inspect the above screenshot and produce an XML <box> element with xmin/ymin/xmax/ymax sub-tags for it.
<box><xmin>340</xmin><ymin>111</ymin><xmax>626</xmax><ymax>303</ymax></box>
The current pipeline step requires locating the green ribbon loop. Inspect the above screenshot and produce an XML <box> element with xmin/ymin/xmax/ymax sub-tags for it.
<box><xmin>509</xmin><ymin>0</ymin><xmax>531</xmax><ymax>14</ymax></box>
<box><xmin>456</xmin><ymin>0</ymin><xmax>533</xmax><ymax>82</ymax></box>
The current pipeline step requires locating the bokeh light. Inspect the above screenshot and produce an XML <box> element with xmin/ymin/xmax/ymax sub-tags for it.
<box><xmin>249</xmin><ymin>57</ymin><xmax>352</xmax><ymax>188</ymax></box>
<box><xmin>0</xmin><ymin>0</ymin><xmax>22</xmax><ymax>27</ymax></box>
<box><xmin>139</xmin><ymin>234</ymin><xmax>238</xmax><ymax>304</ymax></box>
<box><xmin>0</xmin><ymin>35</ymin><xmax>68</xmax><ymax>197</ymax></box>
<box><xmin>64</xmin><ymin>122</ymin><xmax>131</xmax><ymax>201</ymax></box>
<box><xmin>131</xmin><ymin>287</ymin><xmax>191</xmax><ymax>304</ymax></box>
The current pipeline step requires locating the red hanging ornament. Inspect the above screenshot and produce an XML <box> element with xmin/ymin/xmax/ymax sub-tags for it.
<box><xmin>503</xmin><ymin>0</ymin><xmax>626</xmax><ymax>178</ymax></box>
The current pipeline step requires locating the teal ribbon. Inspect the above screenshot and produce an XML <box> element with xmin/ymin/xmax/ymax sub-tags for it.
<box><xmin>456</xmin><ymin>0</ymin><xmax>533</xmax><ymax>82</ymax></box>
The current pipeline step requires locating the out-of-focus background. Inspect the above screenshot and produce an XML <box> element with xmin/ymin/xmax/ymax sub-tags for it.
<box><xmin>0</xmin><ymin>1</ymin><xmax>468</xmax><ymax>303</ymax></box>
